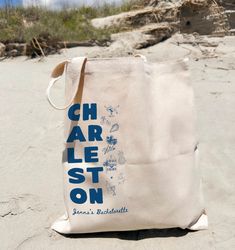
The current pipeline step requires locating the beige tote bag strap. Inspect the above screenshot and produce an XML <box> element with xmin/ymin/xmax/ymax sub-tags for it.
<box><xmin>46</xmin><ymin>57</ymin><xmax>87</xmax><ymax>110</ymax></box>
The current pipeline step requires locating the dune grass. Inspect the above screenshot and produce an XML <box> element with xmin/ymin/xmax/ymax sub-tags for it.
<box><xmin>0</xmin><ymin>0</ymin><xmax>146</xmax><ymax>44</ymax></box>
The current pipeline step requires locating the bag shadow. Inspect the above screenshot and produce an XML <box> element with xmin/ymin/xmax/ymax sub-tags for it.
<box><xmin>60</xmin><ymin>228</ymin><xmax>191</xmax><ymax>241</ymax></box>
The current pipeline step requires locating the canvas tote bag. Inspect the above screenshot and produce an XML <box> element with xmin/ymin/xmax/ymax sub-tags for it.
<box><xmin>46</xmin><ymin>56</ymin><xmax>208</xmax><ymax>234</ymax></box>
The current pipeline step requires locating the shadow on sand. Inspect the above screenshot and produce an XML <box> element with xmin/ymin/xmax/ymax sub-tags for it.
<box><xmin>61</xmin><ymin>228</ymin><xmax>193</xmax><ymax>241</ymax></box>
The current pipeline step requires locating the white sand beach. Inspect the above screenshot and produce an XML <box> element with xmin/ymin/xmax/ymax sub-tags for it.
<box><xmin>0</xmin><ymin>34</ymin><xmax>235</xmax><ymax>249</ymax></box>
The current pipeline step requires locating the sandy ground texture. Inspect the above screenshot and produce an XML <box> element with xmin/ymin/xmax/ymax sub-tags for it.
<box><xmin>0</xmin><ymin>34</ymin><xmax>235</xmax><ymax>250</ymax></box>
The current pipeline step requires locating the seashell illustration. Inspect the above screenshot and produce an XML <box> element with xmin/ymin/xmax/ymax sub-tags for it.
<box><xmin>110</xmin><ymin>123</ymin><xmax>119</xmax><ymax>133</ymax></box>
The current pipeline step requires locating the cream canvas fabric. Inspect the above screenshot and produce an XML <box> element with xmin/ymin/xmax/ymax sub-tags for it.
<box><xmin>47</xmin><ymin>56</ymin><xmax>208</xmax><ymax>234</ymax></box>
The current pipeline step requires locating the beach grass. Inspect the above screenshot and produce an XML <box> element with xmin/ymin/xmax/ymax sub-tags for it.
<box><xmin>0</xmin><ymin>0</ymin><xmax>146</xmax><ymax>44</ymax></box>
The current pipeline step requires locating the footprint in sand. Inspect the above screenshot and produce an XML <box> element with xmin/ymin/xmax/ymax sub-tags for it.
<box><xmin>0</xmin><ymin>194</ymin><xmax>43</xmax><ymax>218</ymax></box>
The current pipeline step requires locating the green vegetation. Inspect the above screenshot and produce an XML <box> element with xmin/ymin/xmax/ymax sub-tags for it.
<box><xmin>0</xmin><ymin>0</ymin><xmax>146</xmax><ymax>44</ymax></box>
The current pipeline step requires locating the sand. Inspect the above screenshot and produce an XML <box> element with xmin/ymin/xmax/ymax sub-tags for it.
<box><xmin>0</xmin><ymin>34</ymin><xmax>235</xmax><ymax>250</ymax></box>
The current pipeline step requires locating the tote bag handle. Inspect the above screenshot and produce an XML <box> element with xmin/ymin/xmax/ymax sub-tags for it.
<box><xmin>46</xmin><ymin>57</ymin><xmax>87</xmax><ymax>110</ymax></box>
<box><xmin>46</xmin><ymin>55</ymin><xmax>147</xmax><ymax>110</ymax></box>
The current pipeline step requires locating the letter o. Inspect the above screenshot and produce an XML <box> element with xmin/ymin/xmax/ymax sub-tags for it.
<box><xmin>70</xmin><ymin>188</ymin><xmax>87</xmax><ymax>204</ymax></box>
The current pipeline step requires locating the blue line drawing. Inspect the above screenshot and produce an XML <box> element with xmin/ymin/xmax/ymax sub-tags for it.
<box><xmin>103</xmin><ymin>155</ymin><xmax>117</xmax><ymax>172</ymax></box>
<box><xmin>110</xmin><ymin>123</ymin><xmax>119</xmax><ymax>133</ymax></box>
<box><xmin>102</xmin><ymin>145</ymin><xmax>115</xmax><ymax>155</ymax></box>
<box><xmin>118</xmin><ymin>151</ymin><xmax>126</xmax><ymax>165</ymax></box>
<box><xmin>106</xmin><ymin>135</ymin><xmax>117</xmax><ymax>146</ymax></box>
<box><xmin>105</xmin><ymin>105</ymin><xmax>119</xmax><ymax>117</ymax></box>
<box><xmin>100</xmin><ymin>116</ymin><xmax>111</xmax><ymax>126</ymax></box>
<box><xmin>106</xmin><ymin>181</ymin><xmax>116</xmax><ymax>196</ymax></box>
<box><xmin>118</xmin><ymin>173</ymin><xmax>126</xmax><ymax>185</ymax></box>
